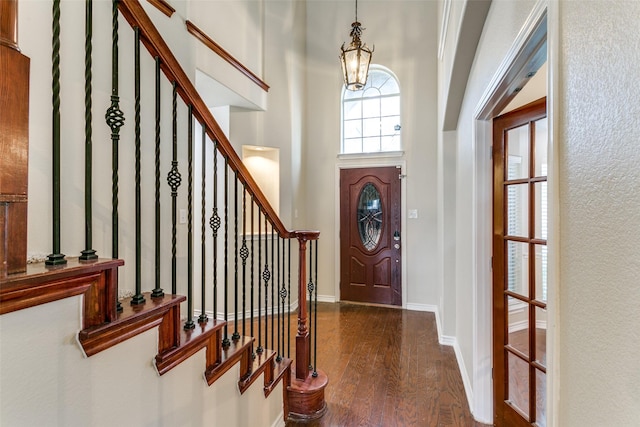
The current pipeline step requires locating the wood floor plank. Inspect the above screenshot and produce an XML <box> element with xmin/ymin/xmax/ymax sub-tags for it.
<box><xmin>285</xmin><ymin>302</ymin><xmax>490</xmax><ymax>427</ymax></box>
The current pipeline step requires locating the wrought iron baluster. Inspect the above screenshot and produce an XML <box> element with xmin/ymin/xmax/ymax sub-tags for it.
<box><xmin>240</xmin><ymin>187</ymin><xmax>249</xmax><ymax>338</ymax></box>
<box><xmin>151</xmin><ymin>56</ymin><xmax>163</xmax><ymax>299</ymax></box>
<box><xmin>250</xmin><ymin>196</ymin><xmax>255</xmax><ymax>349</ymax></box>
<box><xmin>287</xmin><ymin>238</ymin><xmax>291</xmax><ymax>358</ymax></box>
<box><xmin>271</xmin><ymin>226</ymin><xmax>275</xmax><ymax>354</ymax></box>
<box><xmin>313</xmin><ymin>239</ymin><xmax>319</xmax><ymax>377</ymax></box>
<box><xmin>199</xmin><ymin>125</ymin><xmax>208</xmax><ymax>323</ymax></box>
<box><xmin>263</xmin><ymin>216</ymin><xmax>270</xmax><ymax>351</ymax></box>
<box><xmin>276</xmin><ymin>234</ymin><xmax>282</xmax><ymax>362</ymax></box>
<box><xmin>232</xmin><ymin>174</ymin><xmax>240</xmax><ymax>341</ymax></box>
<box><xmin>46</xmin><ymin>0</ymin><xmax>66</xmax><ymax>266</ymax></box>
<box><xmin>80</xmin><ymin>0</ymin><xmax>97</xmax><ymax>261</ymax></box>
<box><xmin>184</xmin><ymin>107</ymin><xmax>195</xmax><ymax>330</ymax></box>
<box><xmin>105</xmin><ymin>0</ymin><xmax>125</xmax><ymax>310</ymax></box>
<box><xmin>222</xmin><ymin>157</ymin><xmax>230</xmax><ymax>348</ymax></box>
<box><xmin>307</xmin><ymin>240</ymin><xmax>314</xmax><ymax>368</ymax></box>
<box><xmin>167</xmin><ymin>82</ymin><xmax>182</xmax><ymax>295</ymax></box>
<box><xmin>257</xmin><ymin>206</ymin><xmax>263</xmax><ymax>354</ymax></box>
<box><xmin>131</xmin><ymin>26</ymin><xmax>145</xmax><ymax>306</ymax></box>
<box><xmin>210</xmin><ymin>142</ymin><xmax>220</xmax><ymax>319</ymax></box>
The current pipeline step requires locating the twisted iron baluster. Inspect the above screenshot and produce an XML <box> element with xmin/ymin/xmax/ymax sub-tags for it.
<box><xmin>151</xmin><ymin>56</ymin><xmax>164</xmax><ymax>299</ymax></box>
<box><xmin>276</xmin><ymin>234</ymin><xmax>282</xmax><ymax>362</ymax></box>
<box><xmin>184</xmin><ymin>107</ymin><xmax>195</xmax><ymax>330</ymax></box>
<box><xmin>287</xmin><ymin>239</ymin><xmax>291</xmax><ymax>357</ymax></box>
<box><xmin>80</xmin><ymin>0</ymin><xmax>97</xmax><ymax>261</ymax></box>
<box><xmin>210</xmin><ymin>143</ymin><xmax>220</xmax><ymax>319</ymax></box>
<box><xmin>271</xmin><ymin>226</ymin><xmax>275</xmax><ymax>355</ymax></box>
<box><xmin>167</xmin><ymin>82</ymin><xmax>181</xmax><ymax>295</ymax></box>
<box><xmin>105</xmin><ymin>0</ymin><xmax>125</xmax><ymax>310</ymax></box>
<box><xmin>131</xmin><ymin>26</ymin><xmax>145</xmax><ymax>306</ymax></box>
<box><xmin>199</xmin><ymin>125</ymin><xmax>208</xmax><ymax>323</ymax></box>
<box><xmin>46</xmin><ymin>0</ymin><xmax>66</xmax><ymax>266</ymax></box>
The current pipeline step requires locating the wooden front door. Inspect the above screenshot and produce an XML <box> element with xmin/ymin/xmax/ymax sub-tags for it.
<box><xmin>493</xmin><ymin>98</ymin><xmax>548</xmax><ymax>426</ymax></box>
<box><xmin>340</xmin><ymin>167</ymin><xmax>401</xmax><ymax>306</ymax></box>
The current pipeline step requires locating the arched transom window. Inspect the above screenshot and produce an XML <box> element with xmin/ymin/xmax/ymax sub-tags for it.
<box><xmin>341</xmin><ymin>66</ymin><xmax>401</xmax><ymax>154</ymax></box>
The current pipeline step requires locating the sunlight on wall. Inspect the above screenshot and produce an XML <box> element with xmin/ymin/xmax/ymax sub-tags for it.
<box><xmin>242</xmin><ymin>145</ymin><xmax>280</xmax><ymax>217</ymax></box>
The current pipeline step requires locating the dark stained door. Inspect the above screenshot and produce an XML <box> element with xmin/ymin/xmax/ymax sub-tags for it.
<box><xmin>340</xmin><ymin>167</ymin><xmax>401</xmax><ymax>306</ymax></box>
<box><xmin>493</xmin><ymin>98</ymin><xmax>548</xmax><ymax>427</ymax></box>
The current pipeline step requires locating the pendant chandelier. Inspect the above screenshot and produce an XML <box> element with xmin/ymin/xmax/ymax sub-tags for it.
<box><xmin>339</xmin><ymin>0</ymin><xmax>374</xmax><ymax>91</ymax></box>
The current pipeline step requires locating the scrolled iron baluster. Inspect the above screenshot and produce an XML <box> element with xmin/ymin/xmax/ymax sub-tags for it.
<box><xmin>210</xmin><ymin>142</ymin><xmax>220</xmax><ymax>320</ymax></box>
<box><xmin>307</xmin><ymin>241</ymin><xmax>314</xmax><ymax>369</ymax></box>
<box><xmin>287</xmin><ymin>239</ymin><xmax>291</xmax><ymax>358</ymax></box>
<box><xmin>240</xmin><ymin>187</ymin><xmax>249</xmax><ymax>338</ymax></box>
<box><xmin>250</xmin><ymin>196</ymin><xmax>255</xmax><ymax>357</ymax></box>
<box><xmin>167</xmin><ymin>82</ymin><xmax>182</xmax><ymax>296</ymax></box>
<box><xmin>232</xmin><ymin>174</ymin><xmax>240</xmax><ymax>341</ymax></box>
<box><xmin>271</xmin><ymin>226</ymin><xmax>275</xmax><ymax>353</ymax></box>
<box><xmin>257</xmin><ymin>206</ymin><xmax>263</xmax><ymax>354</ymax></box>
<box><xmin>263</xmin><ymin>216</ymin><xmax>270</xmax><ymax>351</ymax></box>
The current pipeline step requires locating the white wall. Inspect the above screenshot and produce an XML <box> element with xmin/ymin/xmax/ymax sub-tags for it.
<box><xmin>304</xmin><ymin>0</ymin><xmax>439</xmax><ymax>305</ymax></box>
<box><xmin>556</xmin><ymin>1</ymin><xmax>640</xmax><ymax>424</ymax></box>
<box><xmin>0</xmin><ymin>297</ymin><xmax>285</xmax><ymax>427</ymax></box>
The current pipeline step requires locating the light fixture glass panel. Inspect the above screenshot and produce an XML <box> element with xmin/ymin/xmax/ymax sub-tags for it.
<box><xmin>507</xmin><ymin>124</ymin><xmax>530</xmax><ymax>180</ymax></box>
<box><xmin>507</xmin><ymin>183</ymin><xmax>529</xmax><ymax>237</ymax></box>
<box><xmin>344</xmin><ymin>119</ymin><xmax>362</xmax><ymax>139</ymax></box>
<box><xmin>380</xmin><ymin>95</ymin><xmax>400</xmax><ymax>116</ymax></box>
<box><xmin>362</xmin><ymin>137</ymin><xmax>380</xmax><ymax>152</ymax></box>
<box><xmin>362</xmin><ymin>118</ymin><xmax>380</xmax><ymax>137</ymax></box>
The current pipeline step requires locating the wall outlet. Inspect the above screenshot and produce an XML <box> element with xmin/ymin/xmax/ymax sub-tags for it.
<box><xmin>408</xmin><ymin>209</ymin><xmax>418</xmax><ymax>219</ymax></box>
<box><xmin>179</xmin><ymin>209</ymin><xmax>187</xmax><ymax>224</ymax></box>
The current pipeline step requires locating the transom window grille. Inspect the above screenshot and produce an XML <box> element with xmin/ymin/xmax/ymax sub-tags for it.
<box><xmin>341</xmin><ymin>66</ymin><xmax>401</xmax><ymax>154</ymax></box>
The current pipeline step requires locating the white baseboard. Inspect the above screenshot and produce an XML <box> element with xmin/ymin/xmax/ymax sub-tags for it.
<box><xmin>452</xmin><ymin>338</ymin><xmax>475</xmax><ymax>417</ymax></box>
<box><xmin>317</xmin><ymin>295</ymin><xmax>336</xmax><ymax>303</ymax></box>
<box><xmin>270</xmin><ymin>411</ymin><xmax>285</xmax><ymax>427</ymax></box>
<box><xmin>405</xmin><ymin>303</ymin><xmax>438</xmax><ymax>312</ymax></box>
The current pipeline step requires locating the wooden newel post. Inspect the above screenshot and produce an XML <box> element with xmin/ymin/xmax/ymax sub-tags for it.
<box><xmin>294</xmin><ymin>230</ymin><xmax>318</xmax><ymax>380</ymax></box>
<box><xmin>1</xmin><ymin>0</ymin><xmax>30</xmax><ymax>278</ymax></box>
<box><xmin>287</xmin><ymin>230</ymin><xmax>327</xmax><ymax>422</ymax></box>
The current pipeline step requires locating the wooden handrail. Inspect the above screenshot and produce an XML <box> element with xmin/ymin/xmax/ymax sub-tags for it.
<box><xmin>146</xmin><ymin>0</ymin><xmax>174</xmax><ymax>18</ymax></box>
<box><xmin>118</xmin><ymin>0</ymin><xmax>288</xmax><ymax>237</ymax></box>
<box><xmin>186</xmin><ymin>20</ymin><xmax>269</xmax><ymax>92</ymax></box>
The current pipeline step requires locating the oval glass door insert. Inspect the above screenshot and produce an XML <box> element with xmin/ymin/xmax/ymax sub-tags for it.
<box><xmin>357</xmin><ymin>183</ymin><xmax>383</xmax><ymax>251</ymax></box>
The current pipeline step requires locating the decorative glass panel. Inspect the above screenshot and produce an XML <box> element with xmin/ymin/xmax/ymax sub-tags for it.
<box><xmin>357</xmin><ymin>183</ymin><xmax>383</xmax><ymax>251</ymax></box>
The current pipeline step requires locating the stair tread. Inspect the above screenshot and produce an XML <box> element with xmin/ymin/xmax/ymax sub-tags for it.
<box><xmin>205</xmin><ymin>336</ymin><xmax>254</xmax><ymax>385</ymax></box>
<box><xmin>238</xmin><ymin>348</ymin><xmax>277</xmax><ymax>393</ymax></box>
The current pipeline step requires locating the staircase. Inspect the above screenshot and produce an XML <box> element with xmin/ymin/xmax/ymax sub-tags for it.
<box><xmin>0</xmin><ymin>0</ymin><xmax>325</xmax><ymax>425</ymax></box>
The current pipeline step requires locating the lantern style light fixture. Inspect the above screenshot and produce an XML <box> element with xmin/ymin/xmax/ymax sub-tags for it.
<box><xmin>339</xmin><ymin>0</ymin><xmax>374</xmax><ymax>91</ymax></box>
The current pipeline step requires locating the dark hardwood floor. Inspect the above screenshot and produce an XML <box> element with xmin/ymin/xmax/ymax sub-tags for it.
<box><xmin>284</xmin><ymin>302</ymin><xmax>491</xmax><ymax>427</ymax></box>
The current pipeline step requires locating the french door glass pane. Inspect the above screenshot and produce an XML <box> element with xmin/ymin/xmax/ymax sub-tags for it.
<box><xmin>508</xmin><ymin>297</ymin><xmax>529</xmax><ymax>355</ymax></box>
<box><xmin>507</xmin><ymin>125</ymin><xmax>530</xmax><ymax>180</ymax></box>
<box><xmin>534</xmin><ymin>244</ymin><xmax>547</xmax><ymax>302</ymax></box>
<box><xmin>508</xmin><ymin>352</ymin><xmax>530</xmax><ymax>419</ymax></box>
<box><xmin>507</xmin><ymin>241</ymin><xmax>529</xmax><ymax>296</ymax></box>
<box><xmin>535</xmin><ymin>306</ymin><xmax>547</xmax><ymax>366</ymax></box>
<box><xmin>534</xmin><ymin>181</ymin><xmax>547</xmax><ymax>240</ymax></box>
<box><xmin>536</xmin><ymin>369</ymin><xmax>547</xmax><ymax>427</ymax></box>
<box><xmin>507</xmin><ymin>183</ymin><xmax>529</xmax><ymax>237</ymax></box>
<box><xmin>534</xmin><ymin>117</ymin><xmax>548</xmax><ymax>177</ymax></box>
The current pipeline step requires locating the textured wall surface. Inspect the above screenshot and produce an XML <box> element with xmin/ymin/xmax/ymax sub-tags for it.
<box><xmin>558</xmin><ymin>1</ymin><xmax>640</xmax><ymax>425</ymax></box>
